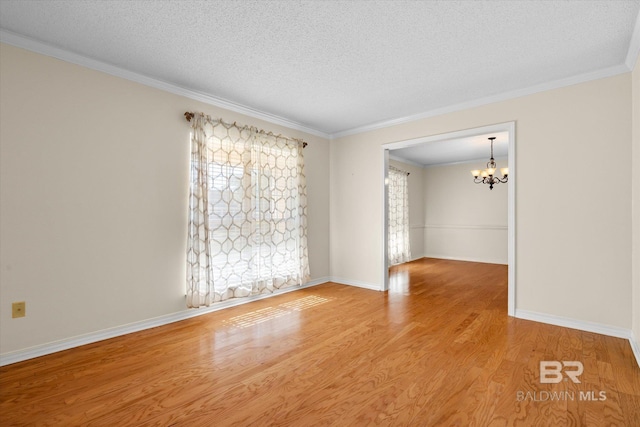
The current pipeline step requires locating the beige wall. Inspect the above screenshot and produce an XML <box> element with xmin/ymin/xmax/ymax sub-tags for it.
<box><xmin>0</xmin><ymin>44</ymin><xmax>330</xmax><ymax>355</ymax></box>
<box><xmin>331</xmin><ymin>73</ymin><xmax>632</xmax><ymax>329</ymax></box>
<box><xmin>423</xmin><ymin>160</ymin><xmax>508</xmax><ymax>264</ymax></box>
<box><xmin>633</xmin><ymin>56</ymin><xmax>640</xmax><ymax>346</ymax></box>
<box><xmin>388</xmin><ymin>159</ymin><xmax>425</xmax><ymax>260</ymax></box>
<box><xmin>1</xmin><ymin>40</ymin><xmax>637</xmax><ymax>358</ymax></box>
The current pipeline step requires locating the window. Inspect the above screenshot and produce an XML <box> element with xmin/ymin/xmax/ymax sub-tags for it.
<box><xmin>388</xmin><ymin>166</ymin><xmax>411</xmax><ymax>265</ymax></box>
<box><xmin>187</xmin><ymin>115</ymin><xmax>309</xmax><ymax>307</ymax></box>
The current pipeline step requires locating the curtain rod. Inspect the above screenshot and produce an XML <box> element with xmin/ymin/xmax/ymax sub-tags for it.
<box><xmin>184</xmin><ymin>112</ymin><xmax>307</xmax><ymax>148</ymax></box>
<box><xmin>389</xmin><ymin>165</ymin><xmax>410</xmax><ymax>176</ymax></box>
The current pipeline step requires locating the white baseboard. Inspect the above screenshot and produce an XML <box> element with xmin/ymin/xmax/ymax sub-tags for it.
<box><xmin>0</xmin><ymin>277</ymin><xmax>330</xmax><ymax>367</ymax></box>
<box><xmin>5</xmin><ymin>281</ymin><xmax>636</xmax><ymax>369</ymax></box>
<box><xmin>328</xmin><ymin>277</ymin><xmax>382</xmax><ymax>291</ymax></box>
<box><xmin>630</xmin><ymin>334</ymin><xmax>640</xmax><ymax>369</ymax></box>
<box><xmin>516</xmin><ymin>309</ymin><xmax>640</xmax><ymax>368</ymax></box>
<box><xmin>515</xmin><ymin>309</ymin><xmax>631</xmax><ymax>339</ymax></box>
<box><xmin>423</xmin><ymin>254</ymin><xmax>507</xmax><ymax>265</ymax></box>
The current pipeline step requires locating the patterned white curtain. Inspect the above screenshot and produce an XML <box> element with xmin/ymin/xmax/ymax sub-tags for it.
<box><xmin>388</xmin><ymin>166</ymin><xmax>411</xmax><ymax>265</ymax></box>
<box><xmin>187</xmin><ymin>113</ymin><xmax>310</xmax><ymax>307</ymax></box>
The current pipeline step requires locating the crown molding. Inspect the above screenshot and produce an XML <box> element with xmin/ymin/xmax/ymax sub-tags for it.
<box><xmin>0</xmin><ymin>29</ymin><xmax>330</xmax><ymax>139</ymax></box>
<box><xmin>331</xmin><ymin>63</ymin><xmax>630</xmax><ymax>139</ymax></box>
<box><xmin>389</xmin><ymin>154</ymin><xmax>509</xmax><ymax>169</ymax></box>
<box><xmin>421</xmin><ymin>155</ymin><xmax>509</xmax><ymax>168</ymax></box>
<box><xmin>2</xmin><ymin>26</ymin><xmax>635</xmax><ymax>142</ymax></box>
<box><xmin>388</xmin><ymin>155</ymin><xmax>425</xmax><ymax>168</ymax></box>
<box><xmin>625</xmin><ymin>9</ymin><xmax>640</xmax><ymax>70</ymax></box>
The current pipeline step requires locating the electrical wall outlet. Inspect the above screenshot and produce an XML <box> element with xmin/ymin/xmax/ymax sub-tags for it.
<box><xmin>12</xmin><ymin>302</ymin><xmax>25</xmax><ymax>318</ymax></box>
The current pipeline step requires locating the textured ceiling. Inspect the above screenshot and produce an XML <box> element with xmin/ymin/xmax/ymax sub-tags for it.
<box><xmin>0</xmin><ymin>0</ymin><xmax>639</xmax><ymax>137</ymax></box>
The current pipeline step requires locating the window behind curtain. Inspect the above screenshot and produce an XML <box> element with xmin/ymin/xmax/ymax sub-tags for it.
<box><xmin>187</xmin><ymin>115</ymin><xmax>309</xmax><ymax>307</ymax></box>
<box><xmin>388</xmin><ymin>166</ymin><xmax>411</xmax><ymax>265</ymax></box>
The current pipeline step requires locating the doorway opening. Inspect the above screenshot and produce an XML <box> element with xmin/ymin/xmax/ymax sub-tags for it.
<box><xmin>381</xmin><ymin>122</ymin><xmax>516</xmax><ymax>316</ymax></box>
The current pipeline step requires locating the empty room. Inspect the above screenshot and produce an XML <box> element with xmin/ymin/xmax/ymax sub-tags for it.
<box><xmin>1</xmin><ymin>1</ymin><xmax>639</xmax><ymax>425</ymax></box>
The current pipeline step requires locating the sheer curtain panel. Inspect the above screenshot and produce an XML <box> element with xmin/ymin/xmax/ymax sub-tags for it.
<box><xmin>187</xmin><ymin>113</ymin><xmax>310</xmax><ymax>307</ymax></box>
<box><xmin>388</xmin><ymin>166</ymin><xmax>411</xmax><ymax>265</ymax></box>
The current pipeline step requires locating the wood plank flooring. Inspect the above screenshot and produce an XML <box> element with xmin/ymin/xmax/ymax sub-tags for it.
<box><xmin>1</xmin><ymin>258</ymin><xmax>639</xmax><ymax>426</ymax></box>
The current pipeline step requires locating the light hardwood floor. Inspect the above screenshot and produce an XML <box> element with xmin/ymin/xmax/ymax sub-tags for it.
<box><xmin>1</xmin><ymin>258</ymin><xmax>639</xmax><ymax>426</ymax></box>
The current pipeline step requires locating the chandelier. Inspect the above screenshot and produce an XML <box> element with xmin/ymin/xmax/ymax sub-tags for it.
<box><xmin>470</xmin><ymin>137</ymin><xmax>508</xmax><ymax>190</ymax></box>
